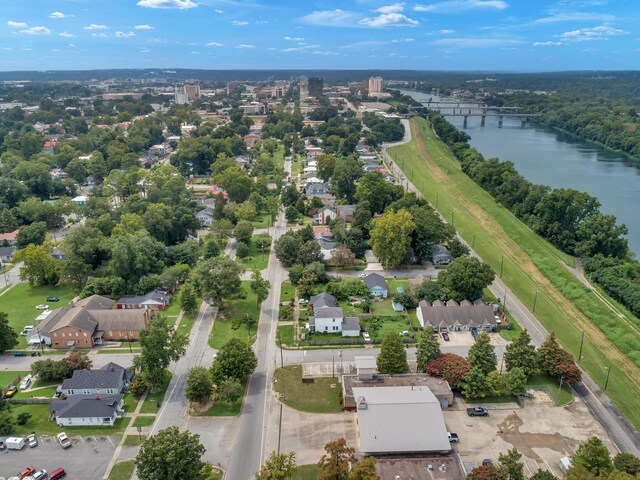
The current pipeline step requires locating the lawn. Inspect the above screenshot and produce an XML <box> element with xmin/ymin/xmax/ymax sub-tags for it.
<box><xmin>369</xmin><ymin>299</ymin><xmax>401</xmax><ymax>316</ymax></box>
<box><xmin>277</xmin><ymin>324</ymin><xmax>295</xmax><ymax>345</ymax></box>
<box><xmin>198</xmin><ymin>395</ymin><xmax>243</xmax><ymax>416</ymax></box>
<box><xmin>294</xmin><ymin>465</ymin><xmax>321</xmax><ymax>480</ymax></box>
<box><xmin>209</xmin><ymin>281</ymin><xmax>259</xmax><ymax>349</ymax></box>
<box><xmin>251</xmin><ymin>213</ymin><xmax>274</xmax><ymax>229</ymax></box>
<box><xmin>9</xmin><ymin>403</ymin><xmax>130</xmax><ymax>436</ymax></box>
<box><xmin>388</xmin><ymin>116</ymin><xmax>640</xmax><ymax>428</ymax></box>
<box><xmin>273</xmin><ymin>365</ymin><xmax>343</xmax><ymax>413</ymax></box>
<box><xmin>528</xmin><ymin>373</ymin><xmax>573</xmax><ymax>405</ymax></box>
<box><xmin>237</xmin><ymin>236</ymin><xmax>271</xmax><ymax>272</ymax></box>
<box><xmin>161</xmin><ymin>301</ymin><xmax>182</xmax><ymax>316</ymax></box>
<box><xmin>176</xmin><ymin>308</ymin><xmax>199</xmax><ymax>337</ymax></box>
<box><xmin>108</xmin><ymin>460</ymin><xmax>136</xmax><ymax>480</ymax></box>
<box><xmin>14</xmin><ymin>387</ymin><xmax>57</xmax><ymax>399</ymax></box>
<box><xmin>280</xmin><ymin>281</ymin><xmax>295</xmax><ymax>303</ymax></box>
<box><xmin>132</xmin><ymin>415</ymin><xmax>156</xmax><ymax>427</ymax></box>
<box><xmin>1</xmin><ymin>283</ymin><xmax>77</xmax><ymax>348</ymax></box>
<box><xmin>140</xmin><ymin>370</ymin><xmax>173</xmax><ymax>414</ymax></box>
<box><xmin>0</xmin><ymin>371</ymin><xmax>28</xmax><ymax>389</ymax></box>
<box><xmin>122</xmin><ymin>434</ymin><xmax>147</xmax><ymax>446</ymax></box>
<box><xmin>360</xmin><ymin>315</ymin><xmax>415</xmax><ymax>340</ymax></box>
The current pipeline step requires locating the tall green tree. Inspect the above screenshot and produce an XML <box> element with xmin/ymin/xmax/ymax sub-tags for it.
<box><xmin>256</xmin><ymin>451</ymin><xmax>297</xmax><ymax>480</ymax></box>
<box><xmin>467</xmin><ymin>332</ymin><xmax>497</xmax><ymax>376</ymax></box>
<box><xmin>504</xmin><ymin>329</ymin><xmax>537</xmax><ymax>378</ymax></box>
<box><xmin>134</xmin><ymin>316</ymin><xmax>188</xmax><ymax>391</ymax></box>
<box><xmin>0</xmin><ymin>312</ymin><xmax>18</xmax><ymax>354</ymax></box>
<box><xmin>178</xmin><ymin>283</ymin><xmax>198</xmax><ymax>314</ymax></box>
<box><xmin>529</xmin><ymin>471</ymin><xmax>557</xmax><ymax>480</ymax></box>
<box><xmin>251</xmin><ymin>269</ymin><xmax>271</xmax><ymax>309</ymax></box>
<box><xmin>504</xmin><ymin>367</ymin><xmax>527</xmax><ymax>396</ymax></box>
<box><xmin>185</xmin><ymin>367</ymin><xmax>213</xmax><ymax>404</ymax></box>
<box><xmin>369</xmin><ymin>209</ymin><xmax>416</xmax><ymax>269</ymax></box>
<box><xmin>192</xmin><ymin>256</ymin><xmax>242</xmax><ymax>306</ymax></box>
<box><xmin>613</xmin><ymin>453</ymin><xmax>640</xmax><ymax>475</ymax></box>
<box><xmin>13</xmin><ymin>244</ymin><xmax>60</xmax><ymax>286</ymax></box>
<box><xmin>571</xmin><ymin>436</ymin><xmax>614</xmax><ymax>476</ymax></box>
<box><xmin>210</xmin><ymin>338</ymin><xmax>257</xmax><ymax>384</ymax></box>
<box><xmin>317</xmin><ymin>438</ymin><xmax>356</xmax><ymax>480</ymax></box>
<box><xmin>135</xmin><ymin>427</ymin><xmax>206</xmax><ymax>480</ymax></box>
<box><xmin>349</xmin><ymin>457</ymin><xmax>381</xmax><ymax>480</ymax></box>
<box><xmin>462</xmin><ymin>366</ymin><xmax>488</xmax><ymax>399</ymax></box>
<box><xmin>498</xmin><ymin>448</ymin><xmax>525</xmax><ymax>480</ymax></box>
<box><xmin>377</xmin><ymin>333</ymin><xmax>409</xmax><ymax>374</ymax></box>
<box><xmin>416</xmin><ymin>327</ymin><xmax>440</xmax><ymax>372</ymax></box>
<box><xmin>438</xmin><ymin>257</ymin><xmax>495</xmax><ymax>301</ymax></box>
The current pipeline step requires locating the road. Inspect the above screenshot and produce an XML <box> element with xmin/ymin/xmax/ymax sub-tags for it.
<box><xmin>383</xmin><ymin>118</ymin><xmax>640</xmax><ymax>455</ymax></box>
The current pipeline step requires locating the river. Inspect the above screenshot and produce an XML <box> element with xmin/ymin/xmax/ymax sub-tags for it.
<box><xmin>400</xmin><ymin>89</ymin><xmax>640</xmax><ymax>256</ymax></box>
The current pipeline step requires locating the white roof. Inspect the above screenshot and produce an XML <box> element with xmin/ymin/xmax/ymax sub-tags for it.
<box><xmin>354</xmin><ymin>356</ymin><xmax>377</xmax><ymax>370</ymax></box>
<box><xmin>352</xmin><ymin>386</ymin><xmax>451</xmax><ymax>454</ymax></box>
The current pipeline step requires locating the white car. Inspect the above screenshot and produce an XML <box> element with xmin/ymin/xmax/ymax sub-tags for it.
<box><xmin>35</xmin><ymin>305</ymin><xmax>49</xmax><ymax>310</ymax></box>
<box><xmin>359</xmin><ymin>273</ymin><xmax>368</xmax><ymax>278</ymax></box>
<box><xmin>363</xmin><ymin>332</ymin><xmax>371</xmax><ymax>342</ymax></box>
<box><xmin>57</xmin><ymin>432</ymin><xmax>71</xmax><ymax>449</ymax></box>
<box><xmin>298</xmin><ymin>299</ymin><xmax>309</xmax><ymax>304</ymax></box>
<box><xmin>27</xmin><ymin>433</ymin><xmax>37</xmax><ymax>448</ymax></box>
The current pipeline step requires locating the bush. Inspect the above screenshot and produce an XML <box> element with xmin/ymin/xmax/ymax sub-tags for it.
<box><xmin>236</xmin><ymin>242</ymin><xmax>249</xmax><ymax>258</ymax></box>
<box><xmin>129</xmin><ymin>376</ymin><xmax>149</xmax><ymax>397</ymax></box>
<box><xmin>0</xmin><ymin>411</ymin><xmax>16</xmax><ymax>435</ymax></box>
<box><xmin>16</xmin><ymin>412</ymin><xmax>32</xmax><ymax>425</ymax></box>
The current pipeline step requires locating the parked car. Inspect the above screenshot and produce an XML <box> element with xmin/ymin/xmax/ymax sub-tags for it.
<box><xmin>57</xmin><ymin>432</ymin><xmax>71</xmax><ymax>449</ymax></box>
<box><xmin>400</xmin><ymin>330</ymin><xmax>410</xmax><ymax>336</ymax></box>
<box><xmin>4</xmin><ymin>385</ymin><xmax>18</xmax><ymax>398</ymax></box>
<box><xmin>448</xmin><ymin>432</ymin><xmax>459</xmax><ymax>443</ymax></box>
<box><xmin>0</xmin><ymin>440</ymin><xmax>5</xmax><ymax>451</ymax></box>
<box><xmin>467</xmin><ymin>406</ymin><xmax>489</xmax><ymax>417</ymax></box>
<box><xmin>482</xmin><ymin>459</ymin><xmax>494</xmax><ymax>467</ymax></box>
<box><xmin>20</xmin><ymin>375</ymin><xmax>32</xmax><ymax>390</ymax></box>
<box><xmin>441</xmin><ymin>332</ymin><xmax>450</xmax><ymax>341</ymax></box>
<box><xmin>298</xmin><ymin>299</ymin><xmax>308</xmax><ymax>304</ymax></box>
<box><xmin>35</xmin><ymin>304</ymin><xmax>49</xmax><ymax>310</ymax></box>
<box><xmin>20</xmin><ymin>325</ymin><xmax>34</xmax><ymax>336</ymax></box>
<box><xmin>13</xmin><ymin>351</ymin><xmax>26</xmax><ymax>357</ymax></box>
<box><xmin>32</xmin><ymin>470</ymin><xmax>48</xmax><ymax>480</ymax></box>
<box><xmin>359</xmin><ymin>273</ymin><xmax>367</xmax><ymax>278</ymax></box>
<box><xmin>47</xmin><ymin>297</ymin><xmax>60</xmax><ymax>302</ymax></box>
<box><xmin>49</xmin><ymin>468</ymin><xmax>67</xmax><ymax>480</ymax></box>
<box><xmin>17</xmin><ymin>466</ymin><xmax>35</xmax><ymax>478</ymax></box>
<box><xmin>26</xmin><ymin>434</ymin><xmax>37</xmax><ymax>448</ymax></box>
<box><xmin>363</xmin><ymin>332</ymin><xmax>371</xmax><ymax>342</ymax></box>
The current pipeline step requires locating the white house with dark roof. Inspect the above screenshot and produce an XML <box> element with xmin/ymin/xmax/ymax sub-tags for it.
<box><xmin>60</xmin><ymin>362</ymin><xmax>133</xmax><ymax>396</ymax></box>
<box><xmin>196</xmin><ymin>207</ymin><xmax>214</xmax><ymax>226</ymax></box>
<box><xmin>310</xmin><ymin>292</ymin><xmax>337</xmax><ymax>309</ymax></box>
<box><xmin>308</xmin><ymin>306</ymin><xmax>360</xmax><ymax>337</ymax></box>
<box><xmin>49</xmin><ymin>394</ymin><xmax>124</xmax><ymax>427</ymax></box>
<box><xmin>363</xmin><ymin>273</ymin><xmax>388</xmax><ymax>298</ymax></box>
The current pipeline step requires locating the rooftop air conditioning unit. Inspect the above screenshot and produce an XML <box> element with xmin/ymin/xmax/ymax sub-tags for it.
<box><xmin>357</xmin><ymin>396</ymin><xmax>367</xmax><ymax>409</ymax></box>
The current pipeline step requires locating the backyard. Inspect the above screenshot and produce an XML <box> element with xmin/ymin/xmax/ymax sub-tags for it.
<box><xmin>273</xmin><ymin>365</ymin><xmax>343</xmax><ymax>413</ymax></box>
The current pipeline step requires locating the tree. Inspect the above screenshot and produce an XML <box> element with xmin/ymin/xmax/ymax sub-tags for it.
<box><xmin>537</xmin><ymin>332</ymin><xmax>581</xmax><ymax>384</ymax></box>
<box><xmin>498</xmin><ymin>448</ymin><xmax>525</xmax><ymax>480</ymax></box>
<box><xmin>13</xmin><ymin>244</ymin><xmax>60</xmax><ymax>286</ymax></box>
<box><xmin>463</xmin><ymin>366</ymin><xmax>488</xmax><ymax>398</ymax></box>
<box><xmin>16</xmin><ymin>221</ymin><xmax>47</xmax><ymax>247</ymax></box>
<box><xmin>135</xmin><ymin>426</ymin><xmax>206</xmax><ymax>480</ymax></box>
<box><xmin>613</xmin><ymin>453</ymin><xmax>640</xmax><ymax>475</ymax></box>
<box><xmin>256</xmin><ymin>451</ymin><xmax>297</xmax><ymax>480</ymax></box>
<box><xmin>355</xmin><ymin>171</ymin><xmax>398</xmax><ymax>214</ymax></box>
<box><xmin>192</xmin><ymin>256</ymin><xmax>242</xmax><ymax>306</ymax></box>
<box><xmin>317</xmin><ymin>154</ymin><xmax>336</xmax><ymax>182</ymax></box>
<box><xmin>504</xmin><ymin>367</ymin><xmax>527</xmax><ymax>396</ymax></box>
<box><xmin>414</xmin><ymin>280</ymin><xmax>449</xmax><ymax>303</ymax></box>
<box><xmin>16</xmin><ymin>412</ymin><xmax>32</xmax><ymax>426</ymax></box>
<box><xmin>438</xmin><ymin>257</ymin><xmax>495</xmax><ymax>302</ymax></box>
<box><xmin>285</xmin><ymin>206</ymin><xmax>299</xmax><ymax>223</ymax></box>
<box><xmin>0</xmin><ymin>312</ymin><xmax>19</xmax><ymax>353</ymax></box>
<box><xmin>448</xmin><ymin>238</ymin><xmax>470</xmax><ymax>258</ymax></box>
<box><xmin>178</xmin><ymin>283</ymin><xmax>198</xmax><ymax>315</ymax></box>
<box><xmin>317</xmin><ymin>438</ymin><xmax>356</xmax><ymax>480</ymax></box>
<box><xmin>330</xmin><ymin>246</ymin><xmax>356</xmax><ymax>267</ymax></box>
<box><xmin>467</xmin><ymin>465</ymin><xmax>506</xmax><ymax>480</ymax></box>
<box><xmin>529</xmin><ymin>471</ymin><xmax>557</xmax><ymax>480</ymax></box>
<box><xmin>504</xmin><ymin>329</ymin><xmax>537</xmax><ymax>378</ymax></box>
<box><xmin>108</xmin><ymin>232</ymin><xmax>166</xmax><ymax>287</ymax></box>
<box><xmin>0</xmin><ymin>411</ymin><xmax>16</xmax><ymax>436</ymax></box>
<box><xmin>486</xmin><ymin>371</ymin><xmax>506</xmax><ymax>397</ymax></box>
<box><xmin>349</xmin><ymin>457</ymin><xmax>380</xmax><ymax>480</ymax></box>
<box><xmin>237</xmin><ymin>242</ymin><xmax>249</xmax><ymax>258</ymax></box>
<box><xmin>467</xmin><ymin>332</ymin><xmax>497</xmax><ymax>376</ymax></box>
<box><xmin>218</xmin><ymin>167</ymin><xmax>253</xmax><ymax>203</ymax></box>
<box><xmin>134</xmin><ymin>316</ymin><xmax>188</xmax><ymax>391</ymax></box>
<box><xmin>251</xmin><ymin>270</ymin><xmax>271</xmax><ymax>309</ymax></box>
<box><xmin>571</xmin><ymin>436</ymin><xmax>614</xmax><ymax>476</ymax></box>
<box><xmin>235</xmin><ymin>220</ymin><xmax>254</xmax><ymax>245</ymax></box>
<box><xmin>185</xmin><ymin>367</ymin><xmax>213</xmax><ymax>404</ymax></box>
<box><xmin>416</xmin><ymin>327</ymin><xmax>440</xmax><ymax>372</ymax></box>
<box><xmin>217</xmin><ymin>376</ymin><xmax>243</xmax><ymax>403</ymax></box>
<box><xmin>377</xmin><ymin>333</ymin><xmax>409</xmax><ymax>374</ymax></box>
<box><xmin>275</xmin><ymin>232</ymin><xmax>303</xmax><ymax>267</ymax></box>
<box><xmin>64</xmin><ymin>352</ymin><xmax>93</xmax><ymax>372</ymax></box>
<box><xmin>370</xmin><ymin>209</ymin><xmax>416</xmax><ymax>269</ymax></box>
<box><xmin>425</xmin><ymin>353</ymin><xmax>470</xmax><ymax>391</ymax></box>
<box><xmin>210</xmin><ymin>338</ymin><xmax>257</xmax><ymax>384</ymax></box>
<box><xmin>575</xmin><ymin>213</ymin><xmax>628</xmax><ymax>259</ymax></box>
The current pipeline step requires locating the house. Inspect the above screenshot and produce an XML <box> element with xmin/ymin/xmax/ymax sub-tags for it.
<box><xmin>416</xmin><ymin>299</ymin><xmax>497</xmax><ymax>332</ymax></box>
<box><xmin>305</xmin><ymin>182</ymin><xmax>330</xmax><ymax>198</ymax></box>
<box><xmin>48</xmin><ymin>394</ymin><xmax>124</xmax><ymax>427</ymax></box>
<box><xmin>308</xmin><ymin>306</ymin><xmax>360</xmax><ymax>337</ymax></box>
<box><xmin>43</xmin><ymin>141</ymin><xmax>58</xmax><ymax>154</ymax></box>
<box><xmin>71</xmin><ymin>195</ymin><xmax>87</xmax><ymax>206</ymax></box>
<box><xmin>431</xmin><ymin>244</ymin><xmax>453</xmax><ymax>266</ymax></box>
<box><xmin>336</xmin><ymin>205</ymin><xmax>356</xmax><ymax>222</ymax></box>
<box><xmin>243</xmin><ymin>134</ymin><xmax>260</xmax><ymax>149</ymax></box>
<box><xmin>0</xmin><ymin>230</ymin><xmax>19</xmax><ymax>246</ymax></box>
<box><xmin>30</xmin><ymin>295</ymin><xmax>152</xmax><ymax>349</ymax></box>
<box><xmin>210</xmin><ymin>185</ymin><xmax>229</xmax><ymax>201</ymax></box>
<box><xmin>310</xmin><ymin>292</ymin><xmax>337</xmax><ymax>310</ymax></box>
<box><xmin>0</xmin><ymin>246</ymin><xmax>16</xmax><ymax>262</ymax></box>
<box><xmin>363</xmin><ymin>273</ymin><xmax>388</xmax><ymax>298</ymax></box>
<box><xmin>304</xmin><ymin>176</ymin><xmax>323</xmax><ymax>185</ymax></box>
<box><xmin>303</xmin><ymin>166</ymin><xmax>318</xmax><ymax>177</ymax></box>
<box><xmin>351</xmin><ymin>386</ymin><xmax>451</xmax><ymax>454</ymax></box>
<box><xmin>313</xmin><ymin>206</ymin><xmax>336</xmax><ymax>225</ymax></box>
<box><xmin>313</xmin><ymin>194</ymin><xmax>337</xmax><ymax>207</ymax></box>
<box><xmin>117</xmin><ymin>289</ymin><xmax>171</xmax><ymax>312</ymax></box>
<box><xmin>316</xmin><ymin>233</ymin><xmax>338</xmax><ymax>260</ymax></box>
<box><xmin>149</xmin><ymin>144</ymin><xmax>168</xmax><ymax>156</ymax></box>
<box><xmin>234</xmin><ymin>155</ymin><xmax>251</xmax><ymax>170</ymax></box>
<box><xmin>196</xmin><ymin>207</ymin><xmax>214</xmax><ymax>227</ymax></box>
<box><xmin>60</xmin><ymin>363</ymin><xmax>134</xmax><ymax>396</ymax></box>
<box><xmin>50</xmin><ymin>168</ymin><xmax>69</xmax><ymax>180</ymax></box>
<box><xmin>51</xmin><ymin>248</ymin><xmax>66</xmax><ymax>260</ymax></box>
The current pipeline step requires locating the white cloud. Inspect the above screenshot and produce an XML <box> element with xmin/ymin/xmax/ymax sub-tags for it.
<box><xmin>431</xmin><ymin>37</ymin><xmax>522</xmax><ymax>47</ymax></box>
<box><xmin>7</xmin><ymin>21</ymin><xmax>28</xmax><ymax>28</ymax></box>
<box><xmin>85</xmin><ymin>24</ymin><xmax>109</xmax><ymax>30</ymax></box>
<box><xmin>235</xmin><ymin>44</ymin><xmax>255</xmax><ymax>48</ymax></box>
<box><xmin>415</xmin><ymin>0</ymin><xmax>507</xmax><ymax>13</ymax></box>
<box><xmin>191</xmin><ymin>51</ymin><xmax>200</xmax><ymax>54</ymax></box>
<box><xmin>284</xmin><ymin>36</ymin><xmax>304</xmax><ymax>41</ymax></box>
<box><xmin>59</xmin><ymin>32</ymin><xmax>74</xmax><ymax>38</ymax></box>
<box><xmin>137</xmin><ymin>0</ymin><xmax>197</xmax><ymax>8</ymax></box>
<box><xmin>231</xmin><ymin>20</ymin><xmax>249</xmax><ymax>26</ymax></box>
<box><xmin>532</xmin><ymin>41</ymin><xmax>563</xmax><ymax>46</ymax></box>
<box><xmin>214</xmin><ymin>9</ymin><xmax>224</xmax><ymax>14</ymax></box>
<box><xmin>1</xmin><ymin>47</ymin><xmax>12</xmax><ymax>51</ymax></box>
<box><xmin>21</xmin><ymin>48</ymin><xmax>33</xmax><ymax>51</ymax></box>
<box><xmin>115</xmin><ymin>31</ymin><xmax>136</xmax><ymax>38</ymax></box>
<box><xmin>68</xmin><ymin>43</ymin><xmax>75</xmax><ymax>47</ymax></box>
<box><xmin>92</xmin><ymin>33</ymin><xmax>108</xmax><ymax>37</ymax></box>
<box><xmin>134</xmin><ymin>24</ymin><xmax>155</xmax><ymax>30</ymax></box>
<box><xmin>301</xmin><ymin>9</ymin><xmax>356</xmax><ymax>27</ymax></box>
<box><xmin>49</xmin><ymin>12</ymin><xmax>68</xmax><ymax>19</ymax></box>
<box><xmin>534</xmin><ymin>12</ymin><xmax>615</xmax><ymax>24</ymax></box>
<box><xmin>140</xmin><ymin>48</ymin><xmax>151</xmax><ymax>53</ymax></box>
<box><xmin>312</xmin><ymin>50</ymin><xmax>339</xmax><ymax>55</ymax></box>
<box><xmin>340</xmin><ymin>40</ymin><xmax>388</xmax><ymax>49</ymax></box>
<box><xmin>440</xmin><ymin>29</ymin><xmax>455</xmax><ymax>34</ymax></box>
<box><xmin>20</xmin><ymin>26</ymin><xmax>51</xmax><ymax>35</ymax></box>
<box><xmin>376</xmin><ymin>3</ymin><xmax>405</xmax><ymax>13</ymax></box>
<box><xmin>559</xmin><ymin>25</ymin><xmax>628</xmax><ymax>42</ymax></box>
<box><xmin>358</xmin><ymin>12</ymin><xmax>418</xmax><ymax>27</ymax></box>
<box><xmin>391</xmin><ymin>37</ymin><xmax>415</xmax><ymax>42</ymax></box>
<box><xmin>207</xmin><ymin>42</ymin><xmax>223</xmax><ymax>46</ymax></box>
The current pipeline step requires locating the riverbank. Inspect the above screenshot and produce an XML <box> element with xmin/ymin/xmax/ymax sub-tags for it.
<box><xmin>387</xmin><ymin>116</ymin><xmax>640</xmax><ymax>430</ymax></box>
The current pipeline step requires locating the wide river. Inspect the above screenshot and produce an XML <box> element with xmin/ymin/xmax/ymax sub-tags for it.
<box><xmin>400</xmin><ymin>89</ymin><xmax>640</xmax><ymax>256</ymax></box>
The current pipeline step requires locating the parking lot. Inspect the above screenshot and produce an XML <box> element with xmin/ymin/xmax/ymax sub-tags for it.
<box><xmin>0</xmin><ymin>434</ymin><xmax>117</xmax><ymax>479</ymax></box>
<box><xmin>443</xmin><ymin>391</ymin><xmax>617</xmax><ymax>476</ymax></box>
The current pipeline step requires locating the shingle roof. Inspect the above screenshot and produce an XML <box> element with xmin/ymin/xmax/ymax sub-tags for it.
<box><xmin>313</xmin><ymin>306</ymin><xmax>345</xmax><ymax>319</ymax></box>
<box><xmin>62</xmin><ymin>369</ymin><xmax>125</xmax><ymax>390</ymax></box>
<box><xmin>342</xmin><ymin>316</ymin><xmax>361</xmax><ymax>332</ymax></box>
<box><xmin>363</xmin><ymin>273</ymin><xmax>387</xmax><ymax>290</ymax></box>
<box><xmin>49</xmin><ymin>394</ymin><xmax>123</xmax><ymax>419</ymax></box>
<box><xmin>418</xmin><ymin>300</ymin><xmax>496</xmax><ymax>329</ymax></box>
<box><xmin>117</xmin><ymin>289</ymin><xmax>170</xmax><ymax>306</ymax></box>
<box><xmin>310</xmin><ymin>292</ymin><xmax>337</xmax><ymax>309</ymax></box>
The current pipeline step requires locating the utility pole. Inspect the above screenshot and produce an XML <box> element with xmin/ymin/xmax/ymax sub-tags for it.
<box><xmin>533</xmin><ymin>286</ymin><xmax>539</xmax><ymax>313</ymax></box>
<box><xmin>605</xmin><ymin>366</ymin><xmax>611</xmax><ymax>391</ymax></box>
<box><xmin>504</xmin><ymin>289</ymin><xmax>508</xmax><ymax>311</ymax></box>
<box><xmin>451</xmin><ymin>209</ymin><xmax>454</xmax><ymax>227</ymax></box>
<box><xmin>435</xmin><ymin>192</ymin><xmax>439</xmax><ymax>209</ymax></box>
<box><xmin>499</xmin><ymin>255</ymin><xmax>504</xmax><ymax>278</ymax></box>
<box><xmin>578</xmin><ymin>330</ymin><xmax>585</xmax><ymax>361</ymax></box>
<box><xmin>472</xmin><ymin>233</ymin><xmax>476</xmax><ymax>249</ymax></box>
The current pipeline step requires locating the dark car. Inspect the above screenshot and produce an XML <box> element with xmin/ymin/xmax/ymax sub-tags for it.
<box><xmin>442</xmin><ymin>332</ymin><xmax>450</xmax><ymax>341</ymax></box>
<box><xmin>0</xmin><ymin>440</ymin><xmax>6</xmax><ymax>451</ymax></box>
<box><xmin>47</xmin><ymin>297</ymin><xmax>60</xmax><ymax>302</ymax></box>
<box><xmin>13</xmin><ymin>351</ymin><xmax>27</xmax><ymax>357</ymax></box>
<box><xmin>482</xmin><ymin>459</ymin><xmax>494</xmax><ymax>467</ymax></box>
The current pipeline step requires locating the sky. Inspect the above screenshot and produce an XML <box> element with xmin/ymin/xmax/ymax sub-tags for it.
<box><xmin>0</xmin><ymin>0</ymin><xmax>638</xmax><ymax>71</ymax></box>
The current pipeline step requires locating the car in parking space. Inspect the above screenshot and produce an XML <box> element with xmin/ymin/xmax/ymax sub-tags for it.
<box><xmin>467</xmin><ymin>406</ymin><xmax>489</xmax><ymax>417</ymax></box>
<box><xmin>363</xmin><ymin>332</ymin><xmax>371</xmax><ymax>342</ymax></box>
<box><xmin>49</xmin><ymin>468</ymin><xmax>67</xmax><ymax>480</ymax></box>
<box><xmin>32</xmin><ymin>470</ymin><xmax>48</xmax><ymax>480</ymax></box>
<box><xmin>13</xmin><ymin>351</ymin><xmax>27</xmax><ymax>357</ymax></box>
<box><xmin>26</xmin><ymin>434</ymin><xmax>37</xmax><ymax>448</ymax></box>
<box><xmin>57</xmin><ymin>432</ymin><xmax>71</xmax><ymax>449</ymax></box>
<box><xmin>17</xmin><ymin>466</ymin><xmax>35</xmax><ymax>479</ymax></box>
<box><xmin>35</xmin><ymin>304</ymin><xmax>49</xmax><ymax>310</ymax></box>
<box><xmin>447</xmin><ymin>432</ymin><xmax>459</xmax><ymax>443</ymax></box>
<box><xmin>47</xmin><ymin>297</ymin><xmax>60</xmax><ymax>302</ymax></box>
<box><xmin>441</xmin><ymin>332</ymin><xmax>450</xmax><ymax>341</ymax></box>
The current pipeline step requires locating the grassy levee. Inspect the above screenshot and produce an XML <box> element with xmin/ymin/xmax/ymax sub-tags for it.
<box><xmin>388</xmin><ymin>116</ymin><xmax>640</xmax><ymax>428</ymax></box>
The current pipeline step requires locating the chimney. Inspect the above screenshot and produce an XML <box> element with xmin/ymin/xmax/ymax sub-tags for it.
<box><xmin>95</xmin><ymin>394</ymin><xmax>100</xmax><ymax>400</ymax></box>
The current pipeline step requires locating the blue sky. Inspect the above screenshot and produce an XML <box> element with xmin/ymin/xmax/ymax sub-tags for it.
<box><xmin>0</xmin><ymin>0</ymin><xmax>638</xmax><ymax>71</ymax></box>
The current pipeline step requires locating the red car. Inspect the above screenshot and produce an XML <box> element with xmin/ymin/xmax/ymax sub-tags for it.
<box><xmin>18</xmin><ymin>466</ymin><xmax>35</xmax><ymax>479</ymax></box>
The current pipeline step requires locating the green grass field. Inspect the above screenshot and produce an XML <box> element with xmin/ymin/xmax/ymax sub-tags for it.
<box><xmin>198</xmin><ymin>395</ymin><xmax>243</xmax><ymax>416</ymax></box>
<box><xmin>251</xmin><ymin>213</ymin><xmax>274</xmax><ymax>229</ymax></box>
<box><xmin>280</xmin><ymin>281</ymin><xmax>295</xmax><ymax>303</ymax></box>
<box><xmin>122</xmin><ymin>434</ymin><xmax>147</xmax><ymax>446</ymax></box>
<box><xmin>14</xmin><ymin>387</ymin><xmax>57</xmax><ymax>399</ymax></box>
<box><xmin>209</xmin><ymin>281</ymin><xmax>259</xmax><ymax>349</ymax></box>
<box><xmin>1</xmin><ymin>284</ymin><xmax>77</xmax><ymax>348</ymax></box>
<box><xmin>388</xmin><ymin>117</ymin><xmax>640</xmax><ymax>427</ymax></box>
<box><xmin>108</xmin><ymin>460</ymin><xmax>136</xmax><ymax>480</ymax></box>
<box><xmin>132</xmin><ymin>415</ymin><xmax>156</xmax><ymax>427</ymax></box>
<box><xmin>161</xmin><ymin>301</ymin><xmax>182</xmax><ymax>316</ymax></box>
<box><xmin>277</xmin><ymin>324</ymin><xmax>295</xmax><ymax>345</ymax></box>
<box><xmin>140</xmin><ymin>370</ymin><xmax>173</xmax><ymax>414</ymax></box>
<box><xmin>237</xmin><ymin>236</ymin><xmax>271</xmax><ymax>272</ymax></box>
<box><xmin>0</xmin><ymin>371</ymin><xmax>28</xmax><ymax>389</ymax></box>
<box><xmin>273</xmin><ymin>365</ymin><xmax>343</xmax><ymax>413</ymax></box>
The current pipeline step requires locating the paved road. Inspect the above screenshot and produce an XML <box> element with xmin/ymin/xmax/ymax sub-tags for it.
<box><xmin>0</xmin><ymin>352</ymin><xmax>136</xmax><ymax>370</ymax></box>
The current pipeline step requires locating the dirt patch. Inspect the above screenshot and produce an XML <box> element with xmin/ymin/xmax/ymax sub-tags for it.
<box><xmin>189</xmin><ymin>399</ymin><xmax>214</xmax><ymax>414</ymax></box>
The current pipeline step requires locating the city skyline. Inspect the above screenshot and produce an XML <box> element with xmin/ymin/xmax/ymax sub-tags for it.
<box><xmin>1</xmin><ymin>0</ymin><xmax>638</xmax><ymax>71</ymax></box>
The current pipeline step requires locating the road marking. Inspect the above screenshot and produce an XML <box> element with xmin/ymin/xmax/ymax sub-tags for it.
<box><xmin>107</xmin><ymin>436</ymin><xmax>115</xmax><ymax>448</ymax></box>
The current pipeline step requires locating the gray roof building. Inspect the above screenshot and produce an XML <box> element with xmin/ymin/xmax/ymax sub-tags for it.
<box><xmin>431</xmin><ymin>244</ymin><xmax>453</xmax><ymax>265</ymax></box>
<box><xmin>49</xmin><ymin>394</ymin><xmax>124</xmax><ymax>419</ymax></box>
<box><xmin>351</xmin><ymin>386</ymin><xmax>451</xmax><ymax>454</ymax></box>
<box><xmin>310</xmin><ymin>292</ymin><xmax>337</xmax><ymax>309</ymax></box>
<box><xmin>416</xmin><ymin>299</ymin><xmax>496</xmax><ymax>330</ymax></box>
<box><xmin>363</xmin><ymin>273</ymin><xmax>387</xmax><ymax>290</ymax></box>
<box><xmin>62</xmin><ymin>368</ymin><xmax>127</xmax><ymax>392</ymax></box>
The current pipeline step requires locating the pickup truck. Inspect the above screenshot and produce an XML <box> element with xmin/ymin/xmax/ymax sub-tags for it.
<box><xmin>467</xmin><ymin>406</ymin><xmax>489</xmax><ymax>417</ymax></box>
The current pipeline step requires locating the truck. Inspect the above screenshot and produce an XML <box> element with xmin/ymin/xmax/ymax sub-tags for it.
<box><xmin>467</xmin><ymin>406</ymin><xmax>489</xmax><ymax>417</ymax></box>
<box><xmin>6</xmin><ymin>437</ymin><xmax>26</xmax><ymax>450</ymax></box>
